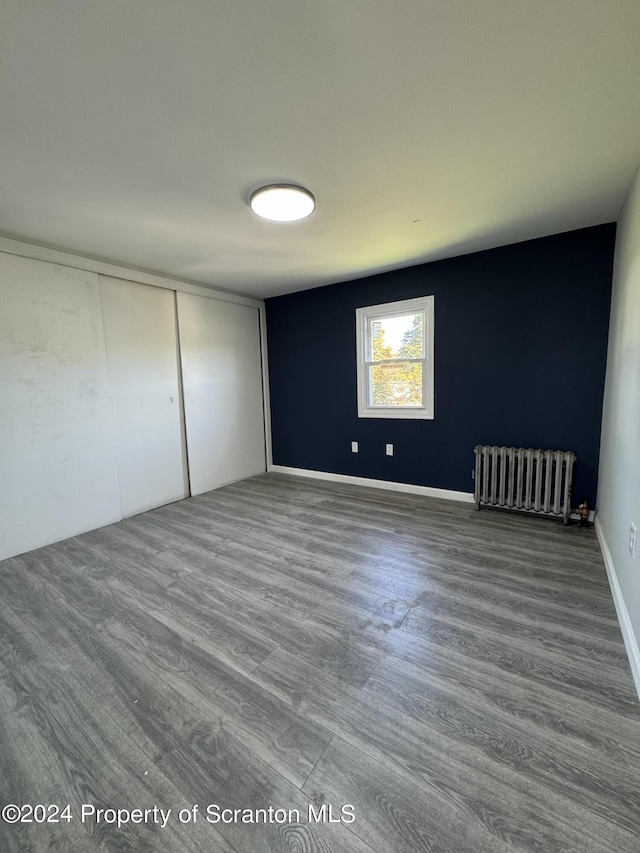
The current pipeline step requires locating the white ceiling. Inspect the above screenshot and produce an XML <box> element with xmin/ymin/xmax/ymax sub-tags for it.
<box><xmin>1</xmin><ymin>1</ymin><xmax>639</xmax><ymax>299</ymax></box>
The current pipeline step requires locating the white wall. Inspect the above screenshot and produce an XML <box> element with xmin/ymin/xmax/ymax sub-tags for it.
<box><xmin>597</xmin><ymin>162</ymin><xmax>640</xmax><ymax>696</ymax></box>
<box><xmin>0</xmin><ymin>254</ymin><xmax>121</xmax><ymax>559</ymax></box>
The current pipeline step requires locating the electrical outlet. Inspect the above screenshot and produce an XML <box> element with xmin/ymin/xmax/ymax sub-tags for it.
<box><xmin>630</xmin><ymin>523</ymin><xmax>637</xmax><ymax>557</ymax></box>
<box><xmin>351</xmin><ymin>441</ymin><xmax>358</xmax><ymax>453</ymax></box>
<box><xmin>385</xmin><ymin>443</ymin><xmax>393</xmax><ymax>456</ymax></box>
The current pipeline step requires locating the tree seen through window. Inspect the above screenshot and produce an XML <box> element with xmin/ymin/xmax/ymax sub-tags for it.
<box><xmin>370</xmin><ymin>312</ymin><xmax>423</xmax><ymax>407</ymax></box>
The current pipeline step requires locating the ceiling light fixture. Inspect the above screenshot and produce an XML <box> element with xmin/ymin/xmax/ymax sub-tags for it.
<box><xmin>250</xmin><ymin>184</ymin><xmax>315</xmax><ymax>222</ymax></box>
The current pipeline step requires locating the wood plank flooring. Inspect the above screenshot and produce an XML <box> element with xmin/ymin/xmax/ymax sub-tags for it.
<box><xmin>1</xmin><ymin>472</ymin><xmax>639</xmax><ymax>852</ymax></box>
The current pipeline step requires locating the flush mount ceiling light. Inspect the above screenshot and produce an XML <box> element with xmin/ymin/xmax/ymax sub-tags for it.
<box><xmin>249</xmin><ymin>184</ymin><xmax>315</xmax><ymax>222</ymax></box>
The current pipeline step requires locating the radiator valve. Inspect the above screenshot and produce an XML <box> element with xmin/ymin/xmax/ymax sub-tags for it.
<box><xmin>577</xmin><ymin>499</ymin><xmax>590</xmax><ymax>528</ymax></box>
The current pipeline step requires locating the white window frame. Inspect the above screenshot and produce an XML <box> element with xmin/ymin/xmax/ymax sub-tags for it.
<box><xmin>356</xmin><ymin>295</ymin><xmax>434</xmax><ymax>420</ymax></box>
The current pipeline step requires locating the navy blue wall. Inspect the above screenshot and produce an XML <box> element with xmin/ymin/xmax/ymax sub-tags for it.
<box><xmin>266</xmin><ymin>224</ymin><xmax>615</xmax><ymax>505</ymax></box>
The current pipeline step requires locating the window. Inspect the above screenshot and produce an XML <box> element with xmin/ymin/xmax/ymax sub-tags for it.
<box><xmin>356</xmin><ymin>296</ymin><xmax>434</xmax><ymax>419</ymax></box>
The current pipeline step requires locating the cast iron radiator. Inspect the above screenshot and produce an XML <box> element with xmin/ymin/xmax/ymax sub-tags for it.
<box><xmin>474</xmin><ymin>445</ymin><xmax>577</xmax><ymax>525</ymax></box>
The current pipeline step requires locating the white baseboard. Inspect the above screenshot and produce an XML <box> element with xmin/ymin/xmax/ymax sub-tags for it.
<box><xmin>268</xmin><ymin>465</ymin><xmax>475</xmax><ymax>504</ymax></box>
<box><xmin>595</xmin><ymin>517</ymin><xmax>640</xmax><ymax>701</ymax></box>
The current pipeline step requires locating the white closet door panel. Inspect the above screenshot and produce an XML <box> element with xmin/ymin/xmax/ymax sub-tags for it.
<box><xmin>177</xmin><ymin>293</ymin><xmax>265</xmax><ymax>495</ymax></box>
<box><xmin>99</xmin><ymin>276</ymin><xmax>187</xmax><ymax>517</ymax></box>
<box><xmin>0</xmin><ymin>253</ymin><xmax>121</xmax><ymax>560</ymax></box>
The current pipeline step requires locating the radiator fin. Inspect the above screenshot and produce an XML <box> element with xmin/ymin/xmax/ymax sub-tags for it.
<box><xmin>474</xmin><ymin>445</ymin><xmax>576</xmax><ymax>525</ymax></box>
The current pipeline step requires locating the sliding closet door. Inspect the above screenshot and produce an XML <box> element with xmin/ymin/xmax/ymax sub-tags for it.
<box><xmin>177</xmin><ymin>292</ymin><xmax>265</xmax><ymax>495</ymax></box>
<box><xmin>99</xmin><ymin>276</ymin><xmax>188</xmax><ymax>517</ymax></box>
<box><xmin>0</xmin><ymin>254</ymin><xmax>121</xmax><ymax>560</ymax></box>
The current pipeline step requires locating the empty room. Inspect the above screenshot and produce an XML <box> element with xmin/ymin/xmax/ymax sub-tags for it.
<box><xmin>1</xmin><ymin>2</ymin><xmax>640</xmax><ymax>852</ymax></box>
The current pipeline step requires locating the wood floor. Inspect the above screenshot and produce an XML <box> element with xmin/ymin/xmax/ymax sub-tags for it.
<box><xmin>1</xmin><ymin>473</ymin><xmax>639</xmax><ymax>852</ymax></box>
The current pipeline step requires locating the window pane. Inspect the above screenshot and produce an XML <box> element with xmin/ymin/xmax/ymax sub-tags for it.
<box><xmin>356</xmin><ymin>295</ymin><xmax>433</xmax><ymax>420</ymax></box>
<box><xmin>369</xmin><ymin>361</ymin><xmax>423</xmax><ymax>407</ymax></box>
<box><xmin>370</xmin><ymin>312</ymin><xmax>423</xmax><ymax>360</ymax></box>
